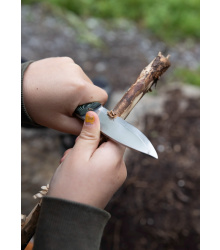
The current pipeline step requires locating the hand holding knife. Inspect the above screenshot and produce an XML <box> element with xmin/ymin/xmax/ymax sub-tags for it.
<box><xmin>74</xmin><ymin>53</ymin><xmax>170</xmax><ymax>158</ymax></box>
<box><xmin>74</xmin><ymin>102</ymin><xmax>158</xmax><ymax>158</ymax></box>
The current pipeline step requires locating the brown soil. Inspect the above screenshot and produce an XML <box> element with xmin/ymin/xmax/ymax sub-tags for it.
<box><xmin>101</xmin><ymin>89</ymin><xmax>200</xmax><ymax>250</ymax></box>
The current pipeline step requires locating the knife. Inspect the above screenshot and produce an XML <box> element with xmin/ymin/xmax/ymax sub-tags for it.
<box><xmin>74</xmin><ymin>102</ymin><xmax>158</xmax><ymax>159</ymax></box>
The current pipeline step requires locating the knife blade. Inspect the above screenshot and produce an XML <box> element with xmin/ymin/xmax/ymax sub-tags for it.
<box><xmin>74</xmin><ymin>102</ymin><xmax>158</xmax><ymax>159</ymax></box>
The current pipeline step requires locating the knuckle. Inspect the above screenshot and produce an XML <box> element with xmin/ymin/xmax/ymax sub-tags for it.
<box><xmin>68</xmin><ymin>78</ymin><xmax>86</xmax><ymax>93</ymax></box>
<box><xmin>116</xmin><ymin>156</ymin><xmax>124</xmax><ymax>166</ymax></box>
<box><xmin>79</xmin><ymin>130</ymin><xmax>99</xmax><ymax>141</ymax></box>
<box><xmin>76</xmin><ymin>80</ymin><xmax>86</xmax><ymax>92</ymax></box>
<box><xmin>101</xmin><ymin>89</ymin><xmax>108</xmax><ymax>104</ymax></box>
<box><xmin>72</xmin><ymin>63</ymin><xmax>83</xmax><ymax>73</ymax></box>
<box><xmin>61</xmin><ymin>56</ymin><xmax>74</xmax><ymax>63</ymax></box>
<box><xmin>115</xmin><ymin>163</ymin><xmax>127</xmax><ymax>186</ymax></box>
<box><xmin>117</xmin><ymin>161</ymin><xmax>127</xmax><ymax>182</ymax></box>
<box><xmin>121</xmin><ymin>162</ymin><xmax>127</xmax><ymax>181</ymax></box>
<box><xmin>93</xmin><ymin>86</ymin><xmax>108</xmax><ymax>105</ymax></box>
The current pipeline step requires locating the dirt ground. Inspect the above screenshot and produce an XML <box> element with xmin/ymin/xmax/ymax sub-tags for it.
<box><xmin>101</xmin><ymin>89</ymin><xmax>200</xmax><ymax>250</ymax></box>
<box><xmin>21</xmin><ymin>4</ymin><xmax>200</xmax><ymax>249</ymax></box>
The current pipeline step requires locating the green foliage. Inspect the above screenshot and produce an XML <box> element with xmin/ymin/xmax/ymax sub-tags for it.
<box><xmin>21</xmin><ymin>0</ymin><xmax>200</xmax><ymax>43</ymax></box>
<box><xmin>173</xmin><ymin>67</ymin><xmax>200</xmax><ymax>86</ymax></box>
<box><xmin>142</xmin><ymin>0</ymin><xmax>200</xmax><ymax>42</ymax></box>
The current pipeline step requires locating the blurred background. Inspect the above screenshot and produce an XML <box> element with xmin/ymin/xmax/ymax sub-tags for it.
<box><xmin>21</xmin><ymin>0</ymin><xmax>200</xmax><ymax>249</ymax></box>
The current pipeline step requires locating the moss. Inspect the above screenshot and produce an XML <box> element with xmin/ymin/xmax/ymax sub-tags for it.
<box><xmin>173</xmin><ymin>67</ymin><xmax>200</xmax><ymax>86</ymax></box>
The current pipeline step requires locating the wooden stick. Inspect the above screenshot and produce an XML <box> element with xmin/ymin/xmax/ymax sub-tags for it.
<box><xmin>99</xmin><ymin>52</ymin><xmax>170</xmax><ymax>145</ymax></box>
<box><xmin>21</xmin><ymin>185</ymin><xmax>49</xmax><ymax>249</ymax></box>
<box><xmin>108</xmin><ymin>52</ymin><xmax>170</xmax><ymax>119</ymax></box>
<box><xmin>21</xmin><ymin>202</ymin><xmax>42</xmax><ymax>250</ymax></box>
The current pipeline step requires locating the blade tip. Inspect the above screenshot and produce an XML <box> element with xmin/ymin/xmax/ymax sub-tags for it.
<box><xmin>151</xmin><ymin>152</ymin><xmax>158</xmax><ymax>159</ymax></box>
<box><xmin>149</xmin><ymin>149</ymin><xmax>158</xmax><ymax>159</ymax></box>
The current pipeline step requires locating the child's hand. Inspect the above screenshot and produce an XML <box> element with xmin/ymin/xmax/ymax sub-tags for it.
<box><xmin>48</xmin><ymin>111</ymin><xmax>127</xmax><ymax>209</ymax></box>
<box><xmin>22</xmin><ymin>57</ymin><xmax>108</xmax><ymax>134</ymax></box>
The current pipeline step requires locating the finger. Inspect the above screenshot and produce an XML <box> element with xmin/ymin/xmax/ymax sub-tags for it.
<box><xmin>79</xmin><ymin>83</ymin><xmax>108</xmax><ymax>106</ymax></box>
<box><xmin>73</xmin><ymin>111</ymin><xmax>100</xmax><ymax>160</ymax></box>
<box><xmin>92</xmin><ymin>140</ymin><xmax>126</xmax><ymax>166</ymax></box>
<box><xmin>72</xmin><ymin>64</ymin><xmax>108</xmax><ymax>105</ymax></box>
<box><xmin>52</xmin><ymin>115</ymin><xmax>83</xmax><ymax>135</ymax></box>
<box><xmin>60</xmin><ymin>148</ymin><xmax>72</xmax><ymax>163</ymax></box>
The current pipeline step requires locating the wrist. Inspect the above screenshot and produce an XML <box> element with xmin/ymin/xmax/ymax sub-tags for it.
<box><xmin>21</xmin><ymin>61</ymin><xmax>37</xmax><ymax>125</ymax></box>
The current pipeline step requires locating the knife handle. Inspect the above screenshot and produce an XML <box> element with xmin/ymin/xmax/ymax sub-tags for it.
<box><xmin>74</xmin><ymin>102</ymin><xmax>101</xmax><ymax>117</ymax></box>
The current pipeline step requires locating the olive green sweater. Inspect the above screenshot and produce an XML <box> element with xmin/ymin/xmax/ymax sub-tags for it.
<box><xmin>22</xmin><ymin>62</ymin><xmax>110</xmax><ymax>249</ymax></box>
<box><xmin>33</xmin><ymin>197</ymin><xmax>110</xmax><ymax>250</ymax></box>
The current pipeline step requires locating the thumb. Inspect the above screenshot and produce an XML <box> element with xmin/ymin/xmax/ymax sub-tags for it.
<box><xmin>73</xmin><ymin>111</ymin><xmax>101</xmax><ymax>160</ymax></box>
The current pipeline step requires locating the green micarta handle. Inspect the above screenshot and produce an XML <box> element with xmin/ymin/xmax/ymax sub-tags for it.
<box><xmin>75</xmin><ymin>102</ymin><xmax>101</xmax><ymax>117</ymax></box>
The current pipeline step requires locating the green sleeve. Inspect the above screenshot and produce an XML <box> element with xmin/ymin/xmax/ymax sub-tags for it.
<box><xmin>21</xmin><ymin>61</ymin><xmax>34</xmax><ymax>125</ymax></box>
<box><xmin>33</xmin><ymin>197</ymin><xmax>110</xmax><ymax>250</ymax></box>
<box><xmin>21</xmin><ymin>61</ymin><xmax>43</xmax><ymax>127</ymax></box>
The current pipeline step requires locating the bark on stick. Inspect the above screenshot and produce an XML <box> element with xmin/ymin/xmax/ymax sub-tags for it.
<box><xmin>21</xmin><ymin>202</ymin><xmax>42</xmax><ymax>250</ymax></box>
<box><xmin>21</xmin><ymin>185</ymin><xmax>49</xmax><ymax>249</ymax></box>
<box><xmin>108</xmin><ymin>52</ymin><xmax>171</xmax><ymax>119</ymax></box>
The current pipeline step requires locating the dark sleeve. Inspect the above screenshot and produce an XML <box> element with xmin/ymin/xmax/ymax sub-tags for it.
<box><xmin>21</xmin><ymin>61</ymin><xmax>43</xmax><ymax>127</ymax></box>
<box><xmin>33</xmin><ymin>197</ymin><xmax>110</xmax><ymax>250</ymax></box>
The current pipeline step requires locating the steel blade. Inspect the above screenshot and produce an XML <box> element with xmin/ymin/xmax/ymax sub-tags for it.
<box><xmin>96</xmin><ymin>107</ymin><xmax>158</xmax><ymax>158</ymax></box>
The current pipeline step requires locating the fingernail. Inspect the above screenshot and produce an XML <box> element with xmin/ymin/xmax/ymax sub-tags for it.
<box><xmin>85</xmin><ymin>112</ymin><xmax>95</xmax><ymax>125</ymax></box>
